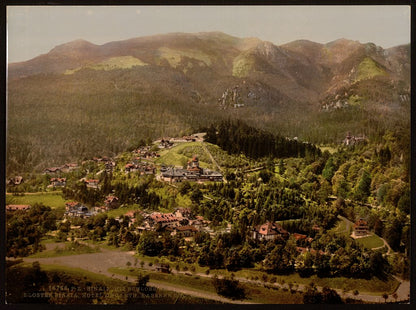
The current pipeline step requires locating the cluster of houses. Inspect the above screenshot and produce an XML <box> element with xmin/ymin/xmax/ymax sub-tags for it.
<box><xmin>159</xmin><ymin>156</ymin><xmax>223</xmax><ymax>183</ymax></box>
<box><xmin>125</xmin><ymin>161</ymin><xmax>156</xmax><ymax>175</ymax></box>
<box><xmin>43</xmin><ymin>163</ymin><xmax>79</xmax><ymax>175</ymax></box>
<box><xmin>116</xmin><ymin>207</ymin><xmax>212</xmax><ymax>237</ymax></box>
<box><xmin>91</xmin><ymin>156</ymin><xmax>116</xmax><ymax>173</ymax></box>
<box><xmin>64</xmin><ymin>195</ymin><xmax>120</xmax><ymax>218</ymax></box>
<box><xmin>133</xmin><ymin>146</ymin><xmax>160</xmax><ymax>159</ymax></box>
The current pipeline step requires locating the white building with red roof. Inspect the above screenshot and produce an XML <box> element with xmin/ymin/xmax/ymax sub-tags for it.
<box><xmin>252</xmin><ymin>221</ymin><xmax>289</xmax><ymax>241</ymax></box>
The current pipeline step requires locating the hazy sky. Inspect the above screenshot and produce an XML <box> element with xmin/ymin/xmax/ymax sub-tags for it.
<box><xmin>7</xmin><ymin>5</ymin><xmax>410</xmax><ymax>63</ymax></box>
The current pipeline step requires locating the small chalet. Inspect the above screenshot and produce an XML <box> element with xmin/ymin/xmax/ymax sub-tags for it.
<box><xmin>50</xmin><ymin>177</ymin><xmax>66</xmax><ymax>187</ymax></box>
<box><xmin>7</xmin><ymin>176</ymin><xmax>23</xmax><ymax>186</ymax></box>
<box><xmin>104</xmin><ymin>195</ymin><xmax>120</xmax><ymax>209</ymax></box>
<box><xmin>353</xmin><ymin>218</ymin><xmax>369</xmax><ymax>237</ymax></box>
<box><xmin>252</xmin><ymin>221</ymin><xmax>289</xmax><ymax>241</ymax></box>
<box><xmin>85</xmin><ymin>179</ymin><xmax>99</xmax><ymax>189</ymax></box>
<box><xmin>6</xmin><ymin>204</ymin><xmax>31</xmax><ymax>212</ymax></box>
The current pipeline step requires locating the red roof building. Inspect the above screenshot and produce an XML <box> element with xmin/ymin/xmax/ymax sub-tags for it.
<box><xmin>252</xmin><ymin>221</ymin><xmax>289</xmax><ymax>241</ymax></box>
<box><xmin>6</xmin><ymin>205</ymin><xmax>31</xmax><ymax>212</ymax></box>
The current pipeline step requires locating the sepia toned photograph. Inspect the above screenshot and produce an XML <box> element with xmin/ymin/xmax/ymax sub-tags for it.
<box><xmin>5</xmin><ymin>4</ymin><xmax>411</xmax><ymax>304</ymax></box>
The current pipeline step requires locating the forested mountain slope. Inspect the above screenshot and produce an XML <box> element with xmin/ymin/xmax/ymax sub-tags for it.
<box><xmin>7</xmin><ymin>32</ymin><xmax>410</xmax><ymax>174</ymax></box>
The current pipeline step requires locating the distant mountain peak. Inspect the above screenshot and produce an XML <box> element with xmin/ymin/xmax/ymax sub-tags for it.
<box><xmin>49</xmin><ymin>39</ymin><xmax>98</xmax><ymax>54</ymax></box>
<box><xmin>326</xmin><ymin>38</ymin><xmax>361</xmax><ymax>47</ymax></box>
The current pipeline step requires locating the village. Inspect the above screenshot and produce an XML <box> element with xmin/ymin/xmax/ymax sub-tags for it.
<box><xmin>6</xmin><ymin>132</ymin><xmax>376</xmax><ymax>248</ymax></box>
<box><xmin>5</xmin><ymin>127</ymin><xmax>409</xmax><ymax>305</ymax></box>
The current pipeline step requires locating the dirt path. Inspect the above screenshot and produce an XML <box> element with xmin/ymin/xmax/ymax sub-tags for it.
<box><xmin>371</xmin><ymin>237</ymin><xmax>393</xmax><ymax>255</ymax></box>
<box><xmin>201</xmin><ymin>142</ymin><xmax>222</xmax><ymax>173</ymax></box>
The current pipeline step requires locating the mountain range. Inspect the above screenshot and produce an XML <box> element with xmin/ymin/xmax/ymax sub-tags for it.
<box><xmin>7</xmin><ymin>32</ymin><xmax>410</xmax><ymax>173</ymax></box>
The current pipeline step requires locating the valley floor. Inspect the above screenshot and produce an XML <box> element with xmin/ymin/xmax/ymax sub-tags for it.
<box><xmin>16</xmin><ymin>243</ymin><xmax>409</xmax><ymax>304</ymax></box>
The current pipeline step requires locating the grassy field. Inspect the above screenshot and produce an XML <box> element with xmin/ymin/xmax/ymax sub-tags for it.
<box><xmin>354</xmin><ymin>234</ymin><xmax>385</xmax><ymax>249</ymax></box>
<box><xmin>154</xmin><ymin>142</ymin><xmax>213</xmax><ymax>169</ymax></box>
<box><xmin>105</xmin><ymin>204</ymin><xmax>142</xmax><ymax>218</ymax></box>
<box><xmin>28</xmin><ymin>242</ymin><xmax>101</xmax><ymax>258</ymax></box>
<box><xmin>331</xmin><ymin>216</ymin><xmax>351</xmax><ymax>235</ymax></box>
<box><xmin>319</xmin><ymin>146</ymin><xmax>338</xmax><ymax>154</ymax></box>
<box><xmin>356</xmin><ymin>57</ymin><xmax>387</xmax><ymax>82</ymax></box>
<box><xmin>65</xmin><ymin>56</ymin><xmax>148</xmax><ymax>74</ymax></box>
<box><xmin>158</xmin><ymin>47</ymin><xmax>212</xmax><ymax>68</ymax></box>
<box><xmin>6</xmin><ymin>191</ymin><xmax>67</xmax><ymax>209</ymax></box>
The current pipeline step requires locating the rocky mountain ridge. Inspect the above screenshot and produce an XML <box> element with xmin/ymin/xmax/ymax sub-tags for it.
<box><xmin>9</xmin><ymin>32</ymin><xmax>410</xmax><ymax>108</ymax></box>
